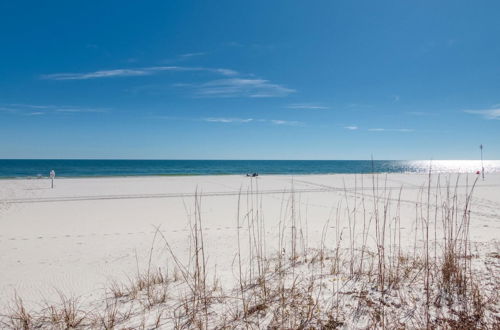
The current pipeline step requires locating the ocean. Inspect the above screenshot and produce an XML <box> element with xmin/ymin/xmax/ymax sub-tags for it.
<box><xmin>0</xmin><ymin>159</ymin><xmax>499</xmax><ymax>178</ymax></box>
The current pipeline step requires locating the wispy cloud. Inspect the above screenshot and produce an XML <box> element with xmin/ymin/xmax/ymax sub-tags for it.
<box><xmin>286</xmin><ymin>103</ymin><xmax>329</xmax><ymax>110</ymax></box>
<box><xmin>1</xmin><ymin>104</ymin><xmax>107</xmax><ymax>115</ymax></box>
<box><xmin>162</xmin><ymin>52</ymin><xmax>207</xmax><ymax>63</ymax></box>
<box><xmin>193</xmin><ymin>78</ymin><xmax>295</xmax><ymax>98</ymax></box>
<box><xmin>368</xmin><ymin>128</ymin><xmax>414</xmax><ymax>132</ymax></box>
<box><xmin>8</xmin><ymin>104</ymin><xmax>53</xmax><ymax>109</ymax></box>
<box><xmin>43</xmin><ymin>68</ymin><xmax>155</xmax><ymax>80</ymax></box>
<box><xmin>44</xmin><ymin>66</ymin><xmax>295</xmax><ymax>100</ymax></box>
<box><xmin>42</xmin><ymin>66</ymin><xmax>238</xmax><ymax>80</ymax></box>
<box><xmin>54</xmin><ymin>108</ymin><xmax>106</xmax><ymax>113</ymax></box>
<box><xmin>341</xmin><ymin>126</ymin><xmax>411</xmax><ymax>132</ymax></box>
<box><xmin>464</xmin><ymin>108</ymin><xmax>500</xmax><ymax>120</ymax></box>
<box><xmin>268</xmin><ymin>119</ymin><xmax>302</xmax><ymax>126</ymax></box>
<box><xmin>201</xmin><ymin>117</ymin><xmax>302</xmax><ymax>126</ymax></box>
<box><xmin>179</xmin><ymin>52</ymin><xmax>206</xmax><ymax>59</ymax></box>
<box><xmin>212</xmin><ymin>69</ymin><xmax>239</xmax><ymax>76</ymax></box>
<box><xmin>1</xmin><ymin>106</ymin><xmax>46</xmax><ymax>116</ymax></box>
<box><xmin>203</xmin><ymin>117</ymin><xmax>253</xmax><ymax>123</ymax></box>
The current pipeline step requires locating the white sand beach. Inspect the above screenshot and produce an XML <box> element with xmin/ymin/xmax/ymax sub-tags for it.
<box><xmin>1</xmin><ymin>173</ymin><xmax>499</xmax><ymax>327</ymax></box>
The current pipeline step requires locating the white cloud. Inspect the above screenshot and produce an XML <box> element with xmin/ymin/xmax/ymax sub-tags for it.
<box><xmin>368</xmin><ymin>128</ymin><xmax>414</xmax><ymax>132</ymax></box>
<box><xmin>43</xmin><ymin>68</ymin><xmax>154</xmax><ymax>80</ymax></box>
<box><xmin>0</xmin><ymin>106</ymin><xmax>45</xmax><ymax>116</ymax></box>
<box><xmin>179</xmin><ymin>52</ymin><xmax>206</xmax><ymax>59</ymax></box>
<box><xmin>42</xmin><ymin>66</ymin><xmax>238</xmax><ymax>80</ymax></box>
<box><xmin>9</xmin><ymin>104</ymin><xmax>52</xmax><ymax>109</ymax></box>
<box><xmin>194</xmin><ymin>79</ymin><xmax>295</xmax><ymax>98</ymax></box>
<box><xmin>202</xmin><ymin>118</ymin><xmax>302</xmax><ymax>126</ymax></box>
<box><xmin>54</xmin><ymin>108</ymin><xmax>106</xmax><ymax>113</ymax></box>
<box><xmin>212</xmin><ymin>69</ymin><xmax>239</xmax><ymax>76</ymax></box>
<box><xmin>269</xmin><ymin>119</ymin><xmax>302</xmax><ymax>126</ymax></box>
<box><xmin>344</xmin><ymin>126</ymin><xmax>358</xmax><ymax>130</ymax></box>
<box><xmin>44</xmin><ymin>66</ymin><xmax>294</xmax><ymax>100</ymax></box>
<box><xmin>1</xmin><ymin>104</ymin><xmax>107</xmax><ymax>115</ymax></box>
<box><xmin>286</xmin><ymin>104</ymin><xmax>329</xmax><ymax>110</ymax></box>
<box><xmin>203</xmin><ymin>117</ymin><xmax>253</xmax><ymax>123</ymax></box>
<box><xmin>464</xmin><ymin>108</ymin><xmax>500</xmax><ymax>120</ymax></box>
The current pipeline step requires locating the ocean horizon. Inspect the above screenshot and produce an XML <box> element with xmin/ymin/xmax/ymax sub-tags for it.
<box><xmin>1</xmin><ymin>159</ymin><xmax>499</xmax><ymax>178</ymax></box>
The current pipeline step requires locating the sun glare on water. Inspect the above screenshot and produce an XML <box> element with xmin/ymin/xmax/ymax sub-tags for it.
<box><xmin>405</xmin><ymin>160</ymin><xmax>500</xmax><ymax>174</ymax></box>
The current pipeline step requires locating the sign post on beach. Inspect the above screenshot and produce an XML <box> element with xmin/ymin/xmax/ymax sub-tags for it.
<box><xmin>50</xmin><ymin>170</ymin><xmax>55</xmax><ymax>188</ymax></box>
<box><xmin>480</xmin><ymin>144</ymin><xmax>485</xmax><ymax>180</ymax></box>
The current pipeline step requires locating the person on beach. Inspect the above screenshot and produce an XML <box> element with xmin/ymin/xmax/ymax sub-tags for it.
<box><xmin>50</xmin><ymin>169</ymin><xmax>55</xmax><ymax>188</ymax></box>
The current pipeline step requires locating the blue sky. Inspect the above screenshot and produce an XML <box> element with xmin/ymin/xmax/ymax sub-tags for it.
<box><xmin>1</xmin><ymin>1</ymin><xmax>499</xmax><ymax>160</ymax></box>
